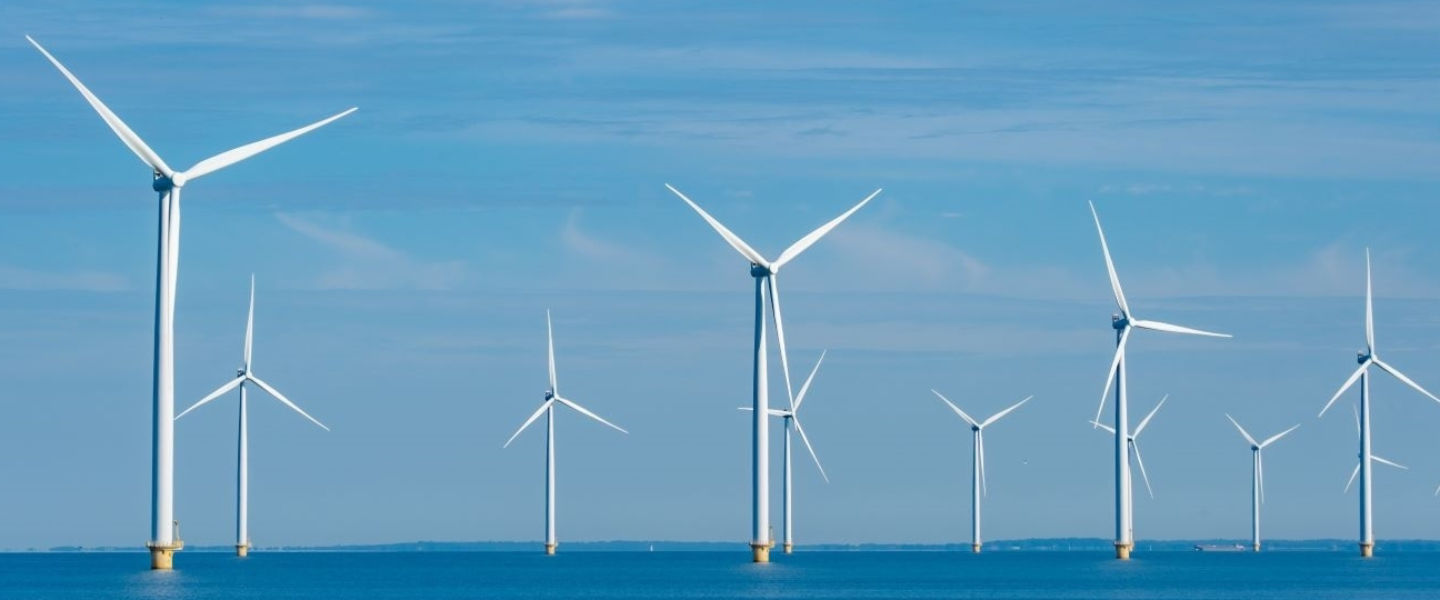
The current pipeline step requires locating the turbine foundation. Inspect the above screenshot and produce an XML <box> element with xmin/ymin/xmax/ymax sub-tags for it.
<box><xmin>750</xmin><ymin>543</ymin><xmax>770</xmax><ymax>563</ymax></box>
<box><xmin>1114</xmin><ymin>542</ymin><xmax>1132</xmax><ymax>560</ymax></box>
<box><xmin>971</xmin><ymin>543</ymin><xmax>982</xmax><ymax>554</ymax></box>
<box><xmin>545</xmin><ymin>543</ymin><xmax>557</xmax><ymax>556</ymax></box>
<box><xmin>1360</xmin><ymin>542</ymin><xmax>1374</xmax><ymax>558</ymax></box>
<box><xmin>783</xmin><ymin>543</ymin><xmax>793</xmax><ymax>554</ymax></box>
<box><xmin>1252</xmin><ymin>543</ymin><xmax>1260</xmax><ymax>553</ymax></box>
<box><xmin>236</xmin><ymin>544</ymin><xmax>249</xmax><ymax>558</ymax></box>
<box><xmin>147</xmin><ymin>541</ymin><xmax>183</xmax><ymax>570</ymax></box>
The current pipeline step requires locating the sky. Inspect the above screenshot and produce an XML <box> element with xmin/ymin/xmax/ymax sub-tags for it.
<box><xmin>2</xmin><ymin>0</ymin><xmax>1440</xmax><ymax>550</ymax></box>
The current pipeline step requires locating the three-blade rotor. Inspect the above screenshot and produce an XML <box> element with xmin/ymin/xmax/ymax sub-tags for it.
<box><xmin>1092</xmin><ymin>395</ymin><xmax>1167</xmax><ymax>499</ymax></box>
<box><xmin>1226</xmin><ymin>414</ymin><xmax>1298</xmax><ymax>503</ymax></box>
<box><xmin>504</xmin><ymin>312</ymin><xmax>626</xmax><ymax>448</ymax></box>
<box><xmin>932</xmin><ymin>391</ymin><xmax>1031</xmax><ymax>496</ymax></box>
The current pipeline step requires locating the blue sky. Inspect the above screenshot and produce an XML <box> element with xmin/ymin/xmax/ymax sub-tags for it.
<box><xmin>3</xmin><ymin>0</ymin><xmax>1440</xmax><ymax>549</ymax></box>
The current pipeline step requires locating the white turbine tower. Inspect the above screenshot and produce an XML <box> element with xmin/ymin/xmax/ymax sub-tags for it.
<box><xmin>26</xmin><ymin>36</ymin><xmax>355</xmax><ymax>569</ymax></box>
<box><xmin>1092</xmin><ymin>394</ymin><xmax>1169</xmax><ymax>507</ymax></box>
<box><xmin>1344</xmin><ymin>406</ymin><xmax>1407</xmax><ymax>496</ymax></box>
<box><xmin>1088</xmin><ymin>202</ymin><xmax>1231</xmax><ymax>559</ymax></box>
<box><xmin>931</xmin><ymin>391</ymin><xmax>1030</xmax><ymax>553</ymax></box>
<box><xmin>740</xmin><ymin>351</ymin><xmax>829</xmax><ymax>554</ymax></box>
<box><xmin>1224</xmin><ymin>415</ymin><xmax>1298</xmax><ymax>552</ymax></box>
<box><xmin>667</xmin><ymin>184</ymin><xmax>881</xmax><ymax>562</ymax></box>
<box><xmin>1316</xmin><ymin>250</ymin><xmax>1440</xmax><ymax>558</ymax></box>
<box><xmin>504</xmin><ymin>311</ymin><xmax>628</xmax><ymax>555</ymax></box>
<box><xmin>174</xmin><ymin>276</ymin><xmax>329</xmax><ymax>558</ymax></box>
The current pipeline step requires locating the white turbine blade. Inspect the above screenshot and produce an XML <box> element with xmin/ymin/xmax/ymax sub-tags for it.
<box><xmin>1434</xmin><ymin>483</ymin><xmax>1440</xmax><ymax>497</ymax></box>
<box><xmin>555</xmin><ymin>396</ymin><xmax>628</xmax><ymax>435</ymax></box>
<box><xmin>1258</xmin><ymin>451</ymin><xmax>1266</xmax><ymax>504</ymax></box>
<box><xmin>1352</xmin><ymin>404</ymin><xmax>1361</xmax><ymax>439</ymax></box>
<box><xmin>503</xmin><ymin>399</ymin><xmax>554</xmax><ymax>448</ymax></box>
<box><xmin>1259</xmin><ymin>423</ymin><xmax>1300</xmax><ymax>448</ymax></box>
<box><xmin>1095</xmin><ymin>326</ymin><xmax>1131</xmax><ymax>426</ymax></box>
<box><xmin>1134</xmin><ymin>394</ymin><xmax>1169</xmax><ymax>438</ymax></box>
<box><xmin>793</xmin><ymin>350</ymin><xmax>827</xmax><ymax>412</ymax></box>
<box><xmin>1372</xmin><ymin>358</ymin><xmax>1440</xmax><ymax>405</ymax></box>
<box><xmin>247</xmin><ymin>374</ymin><xmax>329</xmax><ymax>431</ymax></box>
<box><xmin>791</xmin><ymin>416</ymin><xmax>829</xmax><ymax>483</ymax></box>
<box><xmin>768</xmin><ymin>275</ymin><xmax>795</xmax><ymax>409</ymax></box>
<box><xmin>1088</xmin><ymin>201</ymin><xmax>1130</xmax><ymax>317</ymax></box>
<box><xmin>1365</xmin><ymin>248</ymin><xmax>1375</xmax><ymax>353</ymax></box>
<box><xmin>1320</xmin><ymin>361</ymin><xmax>1370</xmax><ymax>417</ymax></box>
<box><xmin>981</xmin><ymin>395</ymin><xmax>1032</xmax><ymax>428</ymax></box>
<box><xmin>978</xmin><ymin>429</ymin><xmax>988</xmax><ymax>497</ymax></box>
<box><xmin>931</xmin><ymin>389</ymin><xmax>979</xmax><ymax>427</ymax></box>
<box><xmin>1089</xmin><ymin>419</ymin><xmax>1117</xmax><ymax>434</ymax></box>
<box><xmin>664</xmin><ymin>184</ymin><xmax>769</xmax><ymax>267</ymax></box>
<box><xmin>175</xmin><ymin>375</ymin><xmax>245</xmax><ymax>420</ymax></box>
<box><xmin>182</xmin><ymin>107</ymin><xmax>357</xmax><ymax>181</ymax></box>
<box><xmin>735</xmin><ymin>407</ymin><xmax>791</xmax><ymax>418</ymax></box>
<box><xmin>1373</xmin><ymin>455</ymin><xmax>1408</xmax><ymax>470</ymax></box>
<box><xmin>1225</xmin><ymin>413</ymin><xmax>1260</xmax><ymax>447</ymax></box>
<box><xmin>26</xmin><ymin>36</ymin><xmax>174</xmax><ymax>176</ymax></box>
<box><xmin>546</xmin><ymin>310</ymin><xmax>558</xmax><ymax>396</ymax></box>
<box><xmin>1130</xmin><ymin>319</ymin><xmax>1232</xmax><ymax>339</ymax></box>
<box><xmin>244</xmin><ymin>274</ymin><xmax>256</xmax><ymax>369</ymax></box>
<box><xmin>1344</xmin><ymin>463</ymin><xmax>1360</xmax><ymax>493</ymax></box>
<box><xmin>771</xmin><ymin>188</ymin><xmax>883</xmax><ymax>271</ymax></box>
<box><xmin>1132</xmin><ymin>440</ymin><xmax>1155</xmax><ymax>499</ymax></box>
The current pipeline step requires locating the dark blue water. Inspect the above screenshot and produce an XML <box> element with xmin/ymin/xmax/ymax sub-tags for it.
<box><xmin>3</xmin><ymin>551</ymin><xmax>1438</xmax><ymax>599</ymax></box>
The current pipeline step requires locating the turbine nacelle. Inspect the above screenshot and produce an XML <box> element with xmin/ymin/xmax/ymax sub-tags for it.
<box><xmin>544</xmin><ymin>389</ymin><xmax>555</xmax><ymax>401</ymax></box>
<box><xmin>750</xmin><ymin>262</ymin><xmax>772</xmax><ymax>278</ymax></box>
<box><xmin>1357</xmin><ymin>350</ymin><xmax>1369</xmax><ymax>365</ymax></box>
<box><xmin>1111</xmin><ymin>313</ymin><xmax>1127</xmax><ymax>330</ymax></box>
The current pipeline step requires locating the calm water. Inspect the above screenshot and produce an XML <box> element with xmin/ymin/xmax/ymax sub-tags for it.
<box><xmin>2</xmin><ymin>551</ymin><xmax>1437</xmax><ymax>599</ymax></box>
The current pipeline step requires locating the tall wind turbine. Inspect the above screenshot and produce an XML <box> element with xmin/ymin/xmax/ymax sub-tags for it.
<box><xmin>1092</xmin><ymin>394</ymin><xmax>1168</xmax><ymax>505</ymax></box>
<box><xmin>174</xmin><ymin>276</ymin><xmax>329</xmax><ymax>558</ymax></box>
<box><xmin>26</xmin><ymin>36</ymin><xmax>355</xmax><ymax>569</ymax></box>
<box><xmin>1224</xmin><ymin>415</ymin><xmax>1298</xmax><ymax>552</ymax></box>
<box><xmin>931</xmin><ymin>391</ymin><xmax>1030</xmax><ymax>553</ymax></box>
<box><xmin>667</xmin><ymin>184</ymin><xmax>881</xmax><ymax>562</ymax></box>
<box><xmin>504</xmin><ymin>311</ymin><xmax>628</xmax><ymax>555</ymax></box>
<box><xmin>1088</xmin><ymin>202</ymin><xmax>1231</xmax><ymax>559</ymax></box>
<box><xmin>1316</xmin><ymin>249</ymin><xmax>1440</xmax><ymax>558</ymax></box>
<box><xmin>741</xmin><ymin>351</ymin><xmax>829</xmax><ymax>554</ymax></box>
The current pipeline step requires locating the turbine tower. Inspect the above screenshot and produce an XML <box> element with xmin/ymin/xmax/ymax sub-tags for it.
<box><xmin>931</xmin><ymin>391</ymin><xmax>1031</xmax><ymax>553</ymax></box>
<box><xmin>26</xmin><ymin>36</ymin><xmax>355</xmax><ymax>569</ymax></box>
<box><xmin>741</xmin><ymin>351</ymin><xmax>829</xmax><ymax>554</ymax></box>
<box><xmin>1224</xmin><ymin>415</ymin><xmax>1298</xmax><ymax>552</ymax></box>
<box><xmin>504</xmin><ymin>311</ymin><xmax>628</xmax><ymax>555</ymax></box>
<box><xmin>1317</xmin><ymin>250</ymin><xmax>1440</xmax><ymax>558</ymax></box>
<box><xmin>667</xmin><ymin>184</ymin><xmax>881</xmax><ymax>562</ymax></box>
<box><xmin>1088</xmin><ymin>202</ymin><xmax>1231</xmax><ymax>559</ymax></box>
<box><xmin>175</xmin><ymin>276</ymin><xmax>329</xmax><ymax>558</ymax></box>
<box><xmin>1344</xmin><ymin>406</ymin><xmax>1407</xmax><ymax>496</ymax></box>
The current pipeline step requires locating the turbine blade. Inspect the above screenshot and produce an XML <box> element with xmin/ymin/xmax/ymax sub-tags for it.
<box><xmin>791</xmin><ymin>416</ymin><xmax>829</xmax><ymax>483</ymax></box>
<box><xmin>793</xmin><ymin>350</ymin><xmax>827</xmax><ymax>412</ymax></box>
<box><xmin>26</xmin><ymin>36</ymin><xmax>174</xmax><ymax>176</ymax></box>
<box><xmin>1130</xmin><ymin>319</ymin><xmax>1232</xmax><ymax>339</ymax></box>
<box><xmin>1259</xmin><ymin>423</ymin><xmax>1301</xmax><ymax>448</ymax></box>
<box><xmin>1345</xmin><ymin>463</ymin><xmax>1360</xmax><ymax>494</ymax></box>
<box><xmin>175</xmin><ymin>375</ymin><xmax>245</xmax><ymax>420</ymax></box>
<box><xmin>503</xmin><ymin>399</ymin><xmax>553</xmax><ymax>448</ymax></box>
<box><xmin>768</xmin><ymin>275</ymin><xmax>795</xmax><ymax>410</ymax></box>
<box><xmin>1089</xmin><ymin>419</ymin><xmax>1117</xmax><ymax>435</ymax></box>
<box><xmin>547</xmin><ymin>310</ymin><xmax>558</xmax><ymax>396</ymax></box>
<box><xmin>1373</xmin><ymin>358</ymin><xmax>1440</xmax><ymax>405</ymax></box>
<box><xmin>981</xmin><ymin>395</ymin><xmax>1032</xmax><ymax>428</ymax></box>
<box><xmin>244</xmin><ymin>275</ymin><xmax>256</xmax><ymax>369</ymax></box>
<box><xmin>1095</xmin><ymin>327</ymin><xmax>1131</xmax><ymax>426</ymax></box>
<box><xmin>1373</xmin><ymin>455</ymin><xmax>1408</xmax><ymax>470</ymax></box>
<box><xmin>1258</xmin><ymin>451</ymin><xmax>1266</xmax><ymax>504</ymax></box>
<box><xmin>182</xmin><ymin>107</ymin><xmax>357</xmax><ymax>181</ymax></box>
<box><xmin>1366</xmin><ymin>248</ymin><xmax>1375</xmax><ymax>353</ymax></box>
<box><xmin>771</xmin><ymin>188</ymin><xmax>882</xmax><ymax>270</ymax></box>
<box><xmin>247</xmin><ymin>374</ymin><xmax>329</xmax><ymax>431</ymax></box>
<box><xmin>1088</xmin><ymin>201</ymin><xmax>1130</xmax><ymax>316</ymax></box>
<box><xmin>1132</xmin><ymin>440</ymin><xmax>1155</xmax><ymax>499</ymax></box>
<box><xmin>1319</xmin><ymin>361</ymin><xmax>1370</xmax><ymax>417</ymax></box>
<box><xmin>1225</xmin><ymin>413</ymin><xmax>1260</xmax><ymax>447</ymax></box>
<box><xmin>664</xmin><ymin>184</ymin><xmax>769</xmax><ymax>267</ymax></box>
<box><xmin>1134</xmin><ymin>394</ymin><xmax>1168</xmax><ymax>437</ymax></box>
<box><xmin>978</xmin><ymin>429</ymin><xmax>988</xmax><ymax>497</ymax></box>
<box><xmin>555</xmin><ymin>396</ymin><xmax>628</xmax><ymax>435</ymax></box>
<box><xmin>1353</xmin><ymin>404</ymin><xmax>1361</xmax><ymax>439</ymax></box>
<box><xmin>931</xmin><ymin>389</ymin><xmax>979</xmax><ymax>427</ymax></box>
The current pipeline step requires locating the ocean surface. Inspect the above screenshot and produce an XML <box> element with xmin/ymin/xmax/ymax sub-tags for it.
<box><xmin>3</xmin><ymin>550</ymin><xmax>1439</xmax><ymax>599</ymax></box>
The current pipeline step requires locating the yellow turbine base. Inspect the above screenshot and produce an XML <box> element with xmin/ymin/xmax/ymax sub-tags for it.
<box><xmin>1360</xmin><ymin>542</ymin><xmax>1374</xmax><ymax>558</ymax></box>
<box><xmin>751</xmin><ymin>543</ymin><xmax>770</xmax><ymax>563</ymax></box>
<box><xmin>1114</xmin><ymin>542</ymin><xmax>1132</xmax><ymax>560</ymax></box>
<box><xmin>236</xmin><ymin>544</ymin><xmax>249</xmax><ymax>558</ymax></box>
<box><xmin>545</xmin><ymin>543</ymin><xmax>557</xmax><ymax>555</ymax></box>
<box><xmin>783</xmin><ymin>543</ymin><xmax>793</xmax><ymax>554</ymax></box>
<box><xmin>147</xmin><ymin>541</ymin><xmax>183</xmax><ymax>570</ymax></box>
<box><xmin>972</xmin><ymin>543</ymin><xmax>982</xmax><ymax>554</ymax></box>
<box><xmin>1252</xmin><ymin>543</ymin><xmax>1260</xmax><ymax>553</ymax></box>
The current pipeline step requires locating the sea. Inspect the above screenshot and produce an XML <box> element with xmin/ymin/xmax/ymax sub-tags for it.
<box><xmin>3</xmin><ymin>550</ymin><xmax>1438</xmax><ymax>599</ymax></box>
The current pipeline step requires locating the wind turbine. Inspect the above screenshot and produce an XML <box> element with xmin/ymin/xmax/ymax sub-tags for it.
<box><xmin>503</xmin><ymin>311</ymin><xmax>628</xmax><ymax>555</ymax></box>
<box><xmin>1088</xmin><ymin>202</ymin><xmax>1231</xmax><ymax>559</ymax></box>
<box><xmin>1344</xmin><ymin>406</ymin><xmax>1407</xmax><ymax>495</ymax></box>
<box><xmin>1316</xmin><ymin>249</ymin><xmax>1439</xmax><ymax>558</ymax></box>
<box><xmin>931</xmin><ymin>391</ymin><xmax>1031</xmax><ymax>553</ymax></box>
<box><xmin>26</xmin><ymin>36</ymin><xmax>355</xmax><ymax>569</ymax></box>
<box><xmin>740</xmin><ymin>351</ymin><xmax>829</xmax><ymax>554</ymax></box>
<box><xmin>174</xmin><ymin>276</ymin><xmax>329</xmax><ymax>558</ymax></box>
<box><xmin>1224</xmin><ymin>415</ymin><xmax>1298</xmax><ymax>552</ymax></box>
<box><xmin>1092</xmin><ymin>394</ymin><xmax>1168</xmax><ymax>507</ymax></box>
<box><xmin>667</xmin><ymin>184</ymin><xmax>881</xmax><ymax>562</ymax></box>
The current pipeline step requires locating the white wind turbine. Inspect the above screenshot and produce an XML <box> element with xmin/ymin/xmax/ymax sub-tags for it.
<box><xmin>667</xmin><ymin>184</ymin><xmax>881</xmax><ymax>562</ymax></box>
<box><xmin>1316</xmin><ymin>250</ymin><xmax>1439</xmax><ymax>558</ymax></box>
<box><xmin>931</xmin><ymin>391</ymin><xmax>1031</xmax><ymax>553</ymax></box>
<box><xmin>174</xmin><ymin>276</ymin><xmax>329</xmax><ymax>558</ymax></box>
<box><xmin>1088</xmin><ymin>202</ymin><xmax>1231</xmax><ymax>559</ymax></box>
<box><xmin>1224</xmin><ymin>415</ymin><xmax>1298</xmax><ymax>552</ymax></box>
<box><xmin>740</xmin><ymin>351</ymin><xmax>829</xmax><ymax>555</ymax></box>
<box><xmin>504</xmin><ymin>311</ymin><xmax>628</xmax><ymax>555</ymax></box>
<box><xmin>1091</xmin><ymin>394</ymin><xmax>1169</xmax><ymax>506</ymax></box>
<box><xmin>26</xmin><ymin>36</ymin><xmax>355</xmax><ymax>570</ymax></box>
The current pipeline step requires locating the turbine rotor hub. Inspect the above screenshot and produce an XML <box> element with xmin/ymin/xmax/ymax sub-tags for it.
<box><xmin>544</xmin><ymin>390</ymin><xmax>555</xmax><ymax>400</ymax></box>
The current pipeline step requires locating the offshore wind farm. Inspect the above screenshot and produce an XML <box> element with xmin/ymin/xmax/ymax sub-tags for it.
<box><xmin>7</xmin><ymin>1</ymin><xmax>1440</xmax><ymax>598</ymax></box>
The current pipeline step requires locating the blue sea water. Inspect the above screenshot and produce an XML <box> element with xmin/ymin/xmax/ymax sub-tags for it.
<box><xmin>3</xmin><ymin>551</ymin><xmax>1438</xmax><ymax>599</ymax></box>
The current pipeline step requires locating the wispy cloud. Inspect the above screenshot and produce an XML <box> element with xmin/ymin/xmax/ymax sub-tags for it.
<box><xmin>276</xmin><ymin>213</ymin><xmax>467</xmax><ymax>290</ymax></box>
<box><xmin>208</xmin><ymin>5</ymin><xmax>376</xmax><ymax>20</ymax></box>
<box><xmin>0</xmin><ymin>264</ymin><xmax>128</xmax><ymax>292</ymax></box>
